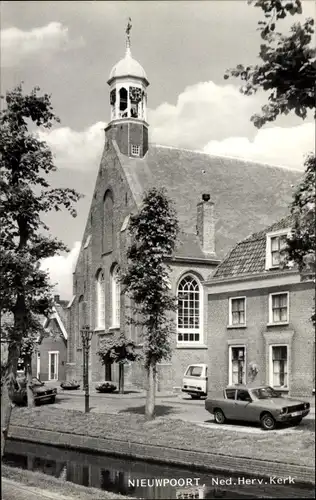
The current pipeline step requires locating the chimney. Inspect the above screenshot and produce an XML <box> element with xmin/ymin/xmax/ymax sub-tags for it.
<box><xmin>196</xmin><ymin>194</ymin><xmax>216</xmax><ymax>255</ymax></box>
<box><xmin>54</xmin><ymin>294</ymin><xmax>60</xmax><ymax>304</ymax></box>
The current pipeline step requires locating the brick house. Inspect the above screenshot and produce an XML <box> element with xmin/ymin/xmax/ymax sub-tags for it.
<box><xmin>1</xmin><ymin>296</ymin><xmax>68</xmax><ymax>383</ymax></box>
<box><xmin>67</xmin><ymin>36</ymin><xmax>302</xmax><ymax>391</ymax></box>
<box><xmin>32</xmin><ymin>296</ymin><xmax>69</xmax><ymax>382</ymax></box>
<box><xmin>205</xmin><ymin>216</ymin><xmax>315</xmax><ymax>397</ymax></box>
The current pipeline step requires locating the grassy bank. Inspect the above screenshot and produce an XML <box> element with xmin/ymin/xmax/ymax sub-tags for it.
<box><xmin>10</xmin><ymin>407</ymin><xmax>315</xmax><ymax>467</ymax></box>
<box><xmin>2</xmin><ymin>465</ymin><xmax>136</xmax><ymax>499</ymax></box>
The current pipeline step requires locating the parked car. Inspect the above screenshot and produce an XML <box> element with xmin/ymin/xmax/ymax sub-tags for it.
<box><xmin>182</xmin><ymin>364</ymin><xmax>208</xmax><ymax>399</ymax></box>
<box><xmin>205</xmin><ymin>385</ymin><xmax>310</xmax><ymax>430</ymax></box>
<box><xmin>12</xmin><ymin>376</ymin><xmax>57</xmax><ymax>406</ymax></box>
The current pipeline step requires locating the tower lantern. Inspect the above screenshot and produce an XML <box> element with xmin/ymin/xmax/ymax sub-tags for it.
<box><xmin>107</xmin><ymin>19</ymin><xmax>149</xmax><ymax>158</ymax></box>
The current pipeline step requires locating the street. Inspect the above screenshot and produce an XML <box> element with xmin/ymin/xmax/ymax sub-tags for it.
<box><xmin>49</xmin><ymin>391</ymin><xmax>315</xmax><ymax>435</ymax></box>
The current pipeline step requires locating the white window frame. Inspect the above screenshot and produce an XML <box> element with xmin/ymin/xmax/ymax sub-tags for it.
<box><xmin>131</xmin><ymin>144</ymin><xmax>140</xmax><ymax>157</ymax></box>
<box><xmin>96</xmin><ymin>270</ymin><xmax>105</xmax><ymax>329</ymax></box>
<box><xmin>268</xmin><ymin>291</ymin><xmax>289</xmax><ymax>325</ymax></box>
<box><xmin>269</xmin><ymin>344</ymin><xmax>289</xmax><ymax>389</ymax></box>
<box><xmin>176</xmin><ymin>274</ymin><xmax>203</xmax><ymax>345</ymax></box>
<box><xmin>111</xmin><ymin>265</ymin><xmax>120</xmax><ymax>328</ymax></box>
<box><xmin>228</xmin><ymin>345</ymin><xmax>247</xmax><ymax>386</ymax></box>
<box><xmin>36</xmin><ymin>352</ymin><xmax>41</xmax><ymax>379</ymax></box>
<box><xmin>48</xmin><ymin>351</ymin><xmax>59</xmax><ymax>381</ymax></box>
<box><xmin>265</xmin><ymin>229</ymin><xmax>290</xmax><ymax>270</ymax></box>
<box><xmin>228</xmin><ymin>296</ymin><xmax>246</xmax><ymax>326</ymax></box>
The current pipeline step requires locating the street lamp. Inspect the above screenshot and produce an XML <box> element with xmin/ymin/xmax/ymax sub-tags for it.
<box><xmin>80</xmin><ymin>325</ymin><xmax>93</xmax><ymax>413</ymax></box>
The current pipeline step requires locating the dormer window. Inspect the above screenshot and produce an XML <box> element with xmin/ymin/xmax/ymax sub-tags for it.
<box><xmin>131</xmin><ymin>144</ymin><xmax>140</xmax><ymax>157</ymax></box>
<box><xmin>266</xmin><ymin>230</ymin><xmax>288</xmax><ymax>270</ymax></box>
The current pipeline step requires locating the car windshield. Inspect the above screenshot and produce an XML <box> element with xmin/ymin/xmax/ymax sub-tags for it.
<box><xmin>31</xmin><ymin>377</ymin><xmax>43</xmax><ymax>386</ymax></box>
<box><xmin>252</xmin><ymin>387</ymin><xmax>282</xmax><ymax>399</ymax></box>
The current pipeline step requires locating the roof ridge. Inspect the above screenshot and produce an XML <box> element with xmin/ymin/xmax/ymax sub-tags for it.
<box><xmin>149</xmin><ymin>144</ymin><xmax>302</xmax><ymax>172</ymax></box>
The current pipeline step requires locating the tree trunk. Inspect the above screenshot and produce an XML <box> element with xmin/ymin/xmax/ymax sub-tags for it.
<box><xmin>25</xmin><ymin>355</ymin><xmax>35</xmax><ymax>407</ymax></box>
<box><xmin>119</xmin><ymin>363</ymin><xmax>124</xmax><ymax>394</ymax></box>
<box><xmin>1</xmin><ymin>341</ymin><xmax>20</xmax><ymax>459</ymax></box>
<box><xmin>145</xmin><ymin>360</ymin><xmax>156</xmax><ymax>419</ymax></box>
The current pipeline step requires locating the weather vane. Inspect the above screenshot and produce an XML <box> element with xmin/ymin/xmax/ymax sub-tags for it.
<box><xmin>126</xmin><ymin>17</ymin><xmax>132</xmax><ymax>50</ymax></box>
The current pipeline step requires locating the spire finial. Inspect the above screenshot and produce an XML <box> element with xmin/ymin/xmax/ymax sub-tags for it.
<box><xmin>126</xmin><ymin>17</ymin><xmax>132</xmax><ymax>54</ymax></box>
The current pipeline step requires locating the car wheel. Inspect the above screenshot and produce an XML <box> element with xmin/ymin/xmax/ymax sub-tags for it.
<box><xmin>190</xmin><ymin>394</ymin><xmax>201</xmax><ymax>400</ymax></box>
<box><xmin>49</xmin><ymin>396</ymin><xmax>56</xmax><ymax>404</ymax></box>
<box><xmin>214</xmin><ymin>408</ymin><xmax>226</xmax><ymax>424</ymax></box>
<box><xmin>292</xmin><ymin>417</ymin><xmax>302</xmax><ymax>426</ymax></box>
<box><xmin>23</xmin><ymin>395</ymin><xmax>27</xmax><ymax>406</ymax></box>
<box><xmin>261</xmin><ymin>412</ymin><xmax>276</xmax><ymax>430</ymax></box>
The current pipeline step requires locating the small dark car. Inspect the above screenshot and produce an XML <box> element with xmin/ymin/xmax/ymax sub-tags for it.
<box><xmin>12</xmin><ymin>376</ymin><xmax>57</xmax><ymax>406</ymax></box>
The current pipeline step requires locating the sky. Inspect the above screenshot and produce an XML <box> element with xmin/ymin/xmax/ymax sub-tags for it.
<box><xmin>1</xmin><ymin>0</ymin><xmax>315</xmax><ymax>299</ymax></box>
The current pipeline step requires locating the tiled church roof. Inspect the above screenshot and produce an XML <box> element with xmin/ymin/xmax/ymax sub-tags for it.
<box><xmin>116</xmin><ymin>143</ymin><xmax>301</xmax><ymax>259</ymax></box>
<box><xmin>212</xmin><ymin>215</ymin><xmax>294</xmax><ymax>279</ymax></box>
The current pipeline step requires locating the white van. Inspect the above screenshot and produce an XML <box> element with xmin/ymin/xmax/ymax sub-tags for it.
<box><xmin>182</xmin><ymin>363</ymin><xmax>208</xmax><ymax>399</ymax></box>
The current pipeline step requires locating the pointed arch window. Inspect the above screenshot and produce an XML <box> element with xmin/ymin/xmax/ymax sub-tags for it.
<box><xmin>103</xmin><ymin>190</ymin><xmax>114</xmax><ymax>253</ymax></box>
<box><xmin>119</xmin><ymin>87</ymin><xmax>128</xmax><ymax>117</ymax></box>
<box><xmin>111</xmin><ymin>265</ymin><xmax>120</xmax><ymax>328</ymax></box>
<box><xmin>96</xmin><ymin>270</ymin><xmax>105</xmax><ymax>329</ymax></box>
<box><xmin>78</xmin><ymin>295</ymin><xmax>85</xmax><ymax>347</ymax></box>
<box><xmin>177</xmin><ymin>275</ymin><xmax>203</xmax><ymax>344</ymax></box>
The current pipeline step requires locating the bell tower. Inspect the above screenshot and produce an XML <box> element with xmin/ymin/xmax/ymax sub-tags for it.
<box><xmin>106</xmin><ymin>19</ymin><xmax>149</xmax><ymax>158</ymax></box>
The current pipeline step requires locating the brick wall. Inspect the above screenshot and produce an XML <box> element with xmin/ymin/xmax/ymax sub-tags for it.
<box><xmin>206</xmin><ymin>280</ymin><xmax>314</xmax><ymax>397</ymax></box>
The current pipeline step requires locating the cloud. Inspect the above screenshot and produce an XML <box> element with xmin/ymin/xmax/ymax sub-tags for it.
<box><xmin>36</xmin><ymin>81</ymin><xmax>312</xmax><ymax>173</ymax></box>
<box><xmin>149</xmin><ymin>80</ymin><xmax>265</xmax><ymax>151</ymax></box>
<box><xmin>40</xmin><ymin>241</ymin><xmax>81</xmax><ymax>299</ymax></box>
<box><xmin>203</xmin><ymin>122</ymin><xmax>314</xmax><ymax>170</ymax></box>
<box><xmin>1</xmin><ymin>22</ymin><xmax>84</xmax><ymax>67</ymax></box>
<box><xmin>38</xmin><ymin>122</ymin><xmax>106</xmax><ymax>170</ymax></box>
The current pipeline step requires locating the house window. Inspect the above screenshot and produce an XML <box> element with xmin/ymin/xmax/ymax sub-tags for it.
<box><xmin>229</xmin><ymin>297</ymin><xmax>246</xmax><ymax>326</ymax></box>
<box><xmin>269</xmin><ymin>292</ymin><xmax>289</xmax><ymax>324</ymax></box>
<box><xmin>111</xmin><ymin>265</ymin><xmax>120</xmax><ymax>328</ymax></box>
<box><xmin>270</xmin><ymin>345</ymin><xmax>288</xmax><ymax>388</ymax></box>
<box><xmin>177</xmin><ymin>275</ymin><xmax>202</xmax><ymax>343</ymax></box>
<box><xmin>229</xmin><ymin>346</ymin><xmax>246</xmax><ymax>385</ymax></box>
<box><xmin>131</xmin><ymin>144</ymin><xmax>140</xmax><ymax>157</ymax></box>
<box><xmin>266</xmin><ymin>232</ymin><xmax>288</xmax><ymax>269</ymax></box>
<box><xmin>96</xmin><ymin>270</ymin><xmax>105</xmax><ymax>329</ymax></box>
<box><xmin>48</xmin><ymin>351</ymin><xmax>59</xmax><ymax>381</ymax></box>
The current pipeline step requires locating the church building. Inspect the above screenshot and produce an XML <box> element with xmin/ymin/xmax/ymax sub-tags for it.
<box><xmin>66</xmin><ymin>28</ymin><xmax>302</xmax><ymax>391</ymax></box>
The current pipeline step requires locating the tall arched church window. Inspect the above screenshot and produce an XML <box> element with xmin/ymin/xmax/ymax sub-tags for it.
<box><xmin>177</xmin><ymin>275</ymin><xmax>202</xmax><ymax>343</ymax></box>
<box><xmin>103</xmin><ymin>190</ymin><xmax>114</xmax><ymax>253</ymax></box>
<box><xmin>111</xmin><ymin>265</ymin><xmax>120</xmax><ymax>328</ymax></box>
<box><xmin>78</xmin><ymin>295</ymin><xmax>85</xmax><ymax>347</ymax></box>
<box><xmin>119</xmin><ymin>87</ymin><xmax>128</xmax><ymax>117</ymax></box>
<box><xmin>96</xmin><ymin>270</ymin><xmax>105</xmax><ymax>329</ymax></box>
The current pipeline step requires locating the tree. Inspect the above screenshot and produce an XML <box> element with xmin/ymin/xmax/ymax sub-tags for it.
<box><xmin>287</xmin><ymin>154</ymin><xmax>315</xmax><ymax>323</ymax></box>
<box><xmin>97</xmin><ymin>333</ymin><xmax>138</xmax><ymax>394</ymax></box>
<box><xmin>224</xmin><ymin>0</ymin><xmax>315</xmax><ymax>321</ymax></box>
<box><xmin>224</xmin><ymin>0</ymin><xmax>315</xmax><ymax>128</ymax></box>
<box><xmin>0</xmin><ymin>84</ymin><xmax>81</xmax><ymax>456</ymax></box>
<box><xmin>121</xmin><ymin>188</ymin><xmax>179</xmax><ymax>418</ymax></box>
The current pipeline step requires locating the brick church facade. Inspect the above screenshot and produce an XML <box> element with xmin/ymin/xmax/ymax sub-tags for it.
<box><xmin>66</xmin><ymin>33</ymin><xmax>303</xmax><ymax>392</ymax></box>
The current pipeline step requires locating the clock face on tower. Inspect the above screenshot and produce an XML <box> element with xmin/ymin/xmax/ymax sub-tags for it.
<box><xmin>129</xmin><ymin>86</ymin><xmax>142</xmax><ymax>103</ymax></box>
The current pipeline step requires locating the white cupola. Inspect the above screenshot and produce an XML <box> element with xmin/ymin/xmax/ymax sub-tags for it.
<box><xmin>105</xmin><ymin>19</ymin><xmax>149</xmax><ymax>158</ymax></box>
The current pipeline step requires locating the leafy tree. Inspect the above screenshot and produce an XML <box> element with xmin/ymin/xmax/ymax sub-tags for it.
<box><xmin>0</xmin><ymin>84</ymin><xmax>81</xmax><ymax>456</ymax></box>
<box><xmin>97</xmin><ymin>333</ymin><xmax>138</xmax><ymax>394</ymax></box>
<box><xmin>287</xmin><ymin>154</ymin><xmax>315</xmax><ymax>323</ymax></box>
<box><xmin>121</xmin><ymin>188</ymin><xmax>179</xmax><ymax>418</ymax></box>
<box><xmin>225</xmin><ymin>0</ymin><xmax>315</xmax><ymax>322</ymax></box>
<box><xmin>224</xmin><ymin>0</ymin><xmax>315</xmax><ymax>128</ymax></box>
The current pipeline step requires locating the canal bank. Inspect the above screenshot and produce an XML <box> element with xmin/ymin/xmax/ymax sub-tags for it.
<box><xmin>3</xmin><ymin>441</ymin><xmax>315</xmax><ymax>499</ymax></box>
<box><xmin>6</xmin><ymin>407</ymin><xmax>315</xmax><ymax>487</ymax></box>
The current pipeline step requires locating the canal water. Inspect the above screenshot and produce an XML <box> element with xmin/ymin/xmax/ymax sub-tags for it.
<box><xmin>3</xmin><ymin>439</ymin><xmax>314</xmax><ymax>499</ymax></box>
